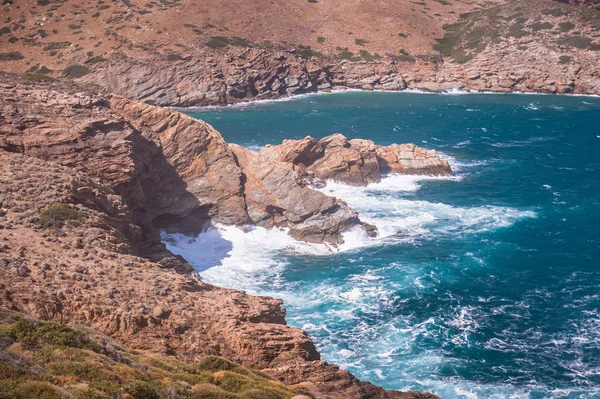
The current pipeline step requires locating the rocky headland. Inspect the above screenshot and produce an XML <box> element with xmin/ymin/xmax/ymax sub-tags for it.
<box><xmin>1</xmin><ymin>0</ymin><xmax>598</xmax><ymax>395</ymax></box>
<box><xmin>1</xmin><ymin>0</ymin><xmax>599</xmax><ymax>107</ymax></box>
<box><xmin>0</xmin><ymin>73</ymin><xmax>448</xmax><ymax>398</ymax></box>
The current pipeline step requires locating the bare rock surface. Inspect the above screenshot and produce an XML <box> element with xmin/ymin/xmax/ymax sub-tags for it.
<box><xmin>0</xmin><ymin>123</ymin><xmax>437</xmax><ymax>399</ymax></box>
<box><xmin>0</xmin><ymin>73</ymin><xmax>365</xmax><ymax>244</ymax></box>
<box><xmin>261</xmin><ymin>134</ymin><xmax>452</xmax><ymax>186</ymax></box>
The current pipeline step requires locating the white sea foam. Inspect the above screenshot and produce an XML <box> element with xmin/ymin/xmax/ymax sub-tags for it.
<box><xmin>164</xmin><ymin>169</ymin><xmax>536</xmax><ymax>291</ymax></box>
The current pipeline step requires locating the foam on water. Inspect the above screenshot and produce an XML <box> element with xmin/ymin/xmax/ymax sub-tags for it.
<box><xmin>173</xmin><ymin>91</ymin><xmax>600</xmax><ymax>399</ymax></box>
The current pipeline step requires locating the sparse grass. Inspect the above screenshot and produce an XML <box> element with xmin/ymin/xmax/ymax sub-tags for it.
<box><xmin>22</xmin><ymin>73</ymin><xmax>55</xmax><ymax>82</ymax></box>
<box><xmin>529</xmin><ymin>21</ymin><xmax>553</xmax><ymax>31</ymax></box>
<box><xmin>295</xmin><ymin>44</ymin><xmax>322</xmax><ymax>59</ymax></box>
<box><xmin>166</xmin><ymin>53</ymin><xmax>183</xmax><ymax>61</ymax></box>
<box><xmin>230</xmin><ymin>36</ymin><xmax>250</xmax><ymax>47</ymax></box>
<box><xmin>87</xmin><ymin>56</ymin><xmax>106</xmax><ymax>64</ymax></box>
<box><xmin>43</xmin><ymin>41</ymin><xmax>71</xmax><ymax>51</ymax></box>
<box><xmin>542</xmin><ymin>8</ymin><xmax>567</xmax><ymax>17</ymax></box>
<box><xmin>38</xmin><ymin>204</ymin><xmax>86</xmax><ymax>227</ymax></box>
<box><xmin>0</xmin><ymin>311</ymin><xmax>298</xmax><ymax>399</ymax></box>
<box><xmin>558</xmin><ymin>35</ymin><xmax>600</xmax><ymax>50</ymax></box>
<box><xmin>395</xmin><ymin>49</ymin><xmax>416</xmax><ymax>62</ymax></box>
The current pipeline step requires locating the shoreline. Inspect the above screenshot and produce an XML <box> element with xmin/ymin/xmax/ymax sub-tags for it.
<box><xmin>172</xmin><ymin>86</ymin><xmax>600</xmax><ymax>113</ymax></box>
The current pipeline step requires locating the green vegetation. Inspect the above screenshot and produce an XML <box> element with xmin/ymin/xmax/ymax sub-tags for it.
<box><xmin>206</xmin><ymin>36</ymin><xmax>230</xmax><ymax>48</ymax></box>
<box><xmin>359</xmin><ymin>50</ymin><xmax>380</xmax><ymax>61</ymax></box>
<box><xmin>559</xmin><ymin>55</ymin><xmax>572</xmax><ymax>64</ymax></box>
<box><xmin>558</xmin><ymin>35</ymin><xmax>600</xmax><ymax>50</ymax></box>
<box><xmin>38</xmin><ymin>204</ymin><xmax>86</xmax><ymax>227</ymax></box>
<box><xmin>559</xmin><ymin>22</ymin><xmax>575</xmax><ymax>32</ymax></box>
<box><xmin>230</xmin><ymin>36</ymin><xmax>250</xmax><ymax>47</ymax></box>
<box><xmin>295</xmin><ymin>44</ymin><xmax>323</xmax><ymax>59</ymax></box>
<box><xmin>317</xmin><ymin>36</ymin><xmax>325</xmax><ymax>43</ymax></box>
<box><xmin>529</xmin><ymin>21</ymin><xmax>553</xmax><ymax>31</ymax></box>
<box><xmin>395</xmin><ymin>49</ymin><xmax>415</xmax><ymax>62</ymax></box>
<box><xmin>398</xmin><ymin>32</ymin><xmax>408</xmax><ymax>38</ymax></box>
<box><xmin>0</xmin><ymin>52</ymin><xmax>25</xmax><ymax>61</ymax></box>
<box><xmin>87</xmin><ymin>56</ymin><xmax>106</xmax><ymax>64</ymax></box>
<box><xmin>354</xmin><ymin>38</ymin><xmax>368</xmax><ymax>46</ymax></box>
<box><xmin>542</xmin><ymin>8</ymin><xmax>567</xmax><ymax>17</ymax></box>
<box><xmin>0</xmin><ymin>26</ymin><xmax>11</xmax><ymax>35</ymax></box>
<box><xmin>166</xmin><ymin>53</ymin><xmax>183</xmax><ymax>61</ymax></box>
<box><xmin>43</xmin><ymin>41</ymin><xmax>71</xmax><ymax>51</ymax></box>
<box><xmin>433</xmin><ymin>0</ymin><xmax>600</xmax><ymax>63</ymax></box>
<box><xmin>0</xmin><ymin>310</ymin><xmax>300</xmax><ymax>399</ymax></box>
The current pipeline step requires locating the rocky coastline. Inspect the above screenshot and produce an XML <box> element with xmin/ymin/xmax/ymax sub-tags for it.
<box><xmin>0</xmin><ymin>72</ymin><xmax>449</xmax><ymax>398</ymax></box>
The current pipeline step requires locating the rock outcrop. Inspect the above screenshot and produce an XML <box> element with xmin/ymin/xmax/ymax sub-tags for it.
<box><xmin>0</xmin><ymin>73</ymin><xmax>362</xmax><ymax>245</ymax></box>
<box><xmin>230</xmin><ymin>144</ymin><xmax>361</xmax><ymax>243</ymax></box>
<box><xmin>0</xmin><ymin>109</ymin><xmax>438</xmax><ymax>399</ymax></box>
<box><xmin>261</xmin><ymin>134</ymin><xmax>452</xmax><ymax>186</ymax></box>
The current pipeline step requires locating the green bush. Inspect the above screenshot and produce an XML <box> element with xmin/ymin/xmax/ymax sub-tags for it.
<box><xmin>87</xmin><ymin>56</ymin><xmax>106</xmax><ymax>64</ymax></box>
<box><xmin>39</xmin><ymin>204</ymin><xmax>86</xmax><ymax>227</ymax></box>
<box><xmin>22</xmin><ymin>73</ymin><xmax>55</xmax><ymax>81</ymax></box>
<box><xmin>559</xmin><ymin>22</ymin><xmax>575</xmax><ymax>32</ymax></box>
<box><xmin>529</xmin><ymin>22</ymin><xmax>552</xmax><ymax>31</ymax></box>
<box><xmin>206</xmin><ymin>36</ymin><xmax>230</xmax><ymax>49</ymax></box>
<box><xmin>166</xmin><ymin>53</ymin><xmax>183</xmax><ymax>61</ymax></box>
<box><xmin>354</xmin><ymin>38</ymin><xmax>367</xmax><ymax>46</ymax></box>
<box><xmin>43</xmin><ymin>41</ymin><xmax>71</xmax><ymax>51</ymax></box>
<box><xmin>6</xmin><ymin>318</ymin><xmax>97</xmax><ymax>351</ymax></box>
<box><xmin>196</xmin><ymin>356</ymin><xmax>238</xmax><ymax>372</ymax></box>
<box><xmin>0</xmin><ymin>26</ymin><xmax>11</xmax><ymax>35</ymax></box>
<box><xmin>230</xmin><ymin>36</ymin><xmax>250</xmax><ymax>47</ymax></box>
<box><xmin>559</xmin><ymin>55</ymin><xmax>572</xmax><ymax>64</ymax></box>
<box><xmin>317</xmin><ymin>36</ymin><xmax>325</xmax><ymax>43</ymax></box>
<box><xmin>0</xmin><ymin>52</ymin><xmax>24</xmax><ymax>61</ymax></box>
<box><xmin>14</xmin><ymin>382</ymin><xmax>62</xmax><ymax>399</ymax></box>
<box><xmin>124</xmin><ymin>380</ymin><xmax>164</xmax><ymax>399</ymax></box>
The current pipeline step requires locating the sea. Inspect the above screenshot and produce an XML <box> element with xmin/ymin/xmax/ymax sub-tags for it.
<box><xmin>164</xmin><ymin>91</ymin><xmax>600</xmax><ymax>399</ymax></box>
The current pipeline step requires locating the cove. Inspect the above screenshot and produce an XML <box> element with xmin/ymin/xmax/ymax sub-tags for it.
<box><xmin>165</xmin><ymin>91</ymin><xmax>600</xmax><ymax>399</ymax></box>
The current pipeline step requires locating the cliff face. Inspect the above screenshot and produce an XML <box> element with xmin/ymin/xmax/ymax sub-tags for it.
<box><xmin>0</xmin><ymin>74</ymin><xmax>441</xmax><ymax>398</ymax></box>
<box><xmin>261</xmin><ymin>134</ymin><xmax>452</xmax><ymax>187</ymax></box>
<box><xmin>1</xmin><ymin>0</ymin><xmax>599</xmax><ymax>106</ymax></box>
<box><xmin>0</xmin><ymin>74</ymin><xmax>365</xmax><ymax>245</ymax></box>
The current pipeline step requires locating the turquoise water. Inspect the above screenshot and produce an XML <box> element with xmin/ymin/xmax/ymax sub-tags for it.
<box><xmin>171</xmin><ymin>92</ymin><xmax>600</xmax><ymax>398</ymax></box>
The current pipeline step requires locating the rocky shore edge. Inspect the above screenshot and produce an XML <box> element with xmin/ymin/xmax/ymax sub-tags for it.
<box><xmin>0</xmin><ymin>72</ymin><xmax>450</xmax><ymax>398</ymax></box>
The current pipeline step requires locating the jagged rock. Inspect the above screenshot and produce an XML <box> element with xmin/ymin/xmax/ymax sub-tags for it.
<box><xmin>261</xmin><ymin>134</ymin><xmax>451</xmax><ymax>186</ymax></box>
<box><xmin>230</xmin><ymin>144</ymin><xmax>361</xmax><ymax>244</ymax></box>
<box><xmin>0</xmin><ymin>73</ymin><xmax>442</xmax><ymax>399</ymax></box>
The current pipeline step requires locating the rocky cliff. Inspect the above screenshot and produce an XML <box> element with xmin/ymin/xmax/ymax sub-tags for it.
<box><xmin>261</xmin><ymin>134</ymin><xmax>452</xmax><ymax>187</ymax></box>
<box><xmin>0</xmin><ymin>0</ymin><xmax>599</xmax><ymax>106</ymax></box>
<box><xmin>0</xmin><ymin>73</ymin><xmax>444</xmax><ymax>398</ymax></box>
<box><xmin>0</xmin><ymin>73</ymin><xmax>365</xmax><ymax>245</ymax></box>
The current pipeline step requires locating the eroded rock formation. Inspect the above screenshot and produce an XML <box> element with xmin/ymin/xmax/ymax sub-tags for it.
<box><xmin>261</xmin><ymin>134</ymin><xmax>452</xmax><ymax>186</ymax></box>
<box><xmin>0</xmin><ymin>73</ymin><xmax>362</xmax><ymax>245</ymax></box>
<box><xmin>0</xmin><ymin>73</ymin><xmax>439</xmax><ymax>399</ymax></box>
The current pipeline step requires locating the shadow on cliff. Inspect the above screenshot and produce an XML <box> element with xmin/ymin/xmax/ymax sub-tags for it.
<box><xmin>124</xmin><ymin>132</ymin><xmax>235</xmax><ymax>272</ymax></box>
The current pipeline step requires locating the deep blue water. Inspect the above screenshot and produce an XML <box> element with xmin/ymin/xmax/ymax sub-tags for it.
<box><xmin>170</xmin><ymin>92</ymin><xmax>600</xmax><ymax>398</ymax></box>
